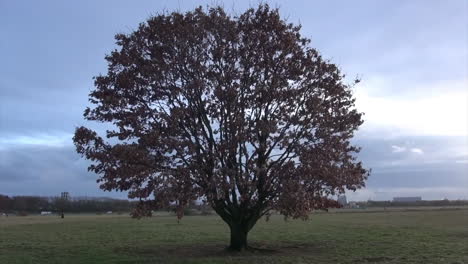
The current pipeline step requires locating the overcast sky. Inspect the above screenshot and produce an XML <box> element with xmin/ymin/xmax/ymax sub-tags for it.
<box><xmin>1</xmin><ymin>0</ymin><xmax>467</xmax><ymax>200</ymax></box>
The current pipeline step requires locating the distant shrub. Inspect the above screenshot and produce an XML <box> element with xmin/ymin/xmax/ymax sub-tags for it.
<box><xmin>200</xmin><ymin>209</ymin><xmax>213</xmax><ymax>216</ymax></box>
<box><xmin>169</xmin><ymin>208</ymin><xmax>200</xmax><ymax>217</ymax></box>
<box><xmin>183</xmin><ymin>208</ymin><xmax>198</xmax><ymax>216</ymax></box>
<box><xmin>17</xmin><ymin>211</ymin><xmax>28</xmax><ymax>216</ymax></box>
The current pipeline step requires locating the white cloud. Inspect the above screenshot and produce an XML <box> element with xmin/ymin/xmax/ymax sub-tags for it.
<box><xmin>0</xmin><ymin>133</ymin><xmax>72</xmax><ymax>150</ymax></box>
<box><xmin>390</xmin><ymin>145</ymin><xmax>423</xmax><ymax>155</ymax></box>
<box><xmin>391</xmin><ymin>145</ymin><xmax>406</xmax><ymax>153</ymax></box>
<box><xmin>410</xmin><ymin>148</ymin><xmax>424</xmax><ymax>154</ymax></box>
<box><xmin>354</xmin><ymin>79</ymin><xmax>468</xmax><ymax>137</ymax></box>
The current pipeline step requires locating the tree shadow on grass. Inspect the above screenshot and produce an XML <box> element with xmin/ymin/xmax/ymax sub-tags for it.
<box><xmin>113</xmin><ymin>241</ymin><xmax>324</xmax><ymax>259</ymax></box>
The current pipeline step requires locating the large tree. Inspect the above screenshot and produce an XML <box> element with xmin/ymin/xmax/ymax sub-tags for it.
<box><xmin>73</xmin><ymin>5</ymin><xmax>368</xmax><ymax>251</ymax></box>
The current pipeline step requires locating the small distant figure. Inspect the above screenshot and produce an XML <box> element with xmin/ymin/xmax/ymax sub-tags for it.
<box><xmin>61</xmin><ymin>213</ymin><xmax>64</xmax><ymax>219</ymax></box>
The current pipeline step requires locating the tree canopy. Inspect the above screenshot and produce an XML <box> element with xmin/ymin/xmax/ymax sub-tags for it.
<box><xmin>73</xmin><ymin>4</ymin><xmax>369</xmax><ymax>250</ymax></box>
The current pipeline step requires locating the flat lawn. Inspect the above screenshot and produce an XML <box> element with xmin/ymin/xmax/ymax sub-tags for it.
<box><xmin>1</xmin><ymin>209</ymin><xmax>467</xmax><ymax>263</ymax></box>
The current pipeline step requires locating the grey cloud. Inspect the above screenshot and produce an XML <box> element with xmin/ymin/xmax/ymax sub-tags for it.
<box><xmin>367</xmin><ymin>164</ymin><xmax>468</xmax><ymax>188</ymax></box>
<box><xmin>354</xmin><ymin>135</ymin><xmax>467</xmax><ymax>167</ymax></box>
<box><xmin>0</xmin><ymin>144</ymin><xmax>129</xmax><ymax>198</ymax></box>
<box><xmin>0</xmin><ymin>145</ymin><xmax>85</xmax><ymax>181</ymax></box>
<box><xmin>0</xmin><ymin>84</ymin><xmax>91</xmax><ymax>135</ymax></box>
<box><xmin>353</xmin><ymin>135</ymin><xmax>468</xmax><ymax>191</ymax></box>
<box><xmin>0</xmin><ymin>135</ymin><xmax>466</xmax><ymax>199</ymax></box>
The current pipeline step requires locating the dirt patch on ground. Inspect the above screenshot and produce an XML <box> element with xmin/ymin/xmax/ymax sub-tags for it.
<box><xmin>350</xmin><ymin>256</ymin><xmax>395</xmax><ymax>263</ymax></box>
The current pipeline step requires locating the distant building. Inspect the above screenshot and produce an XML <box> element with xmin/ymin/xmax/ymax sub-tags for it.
<box><xmin>337</xmin><ymin>195</ymin><xmax>347</xmax><ymax>206</ymax></box>
<box><xmin>393</xmin><ymin>197</ymin><xmax>422</xmax><ymax>202</ymax></box>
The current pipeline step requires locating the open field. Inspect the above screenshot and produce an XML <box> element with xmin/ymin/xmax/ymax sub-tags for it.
<box><xmin>1</xmin><ymin>209</ymin><xmax>467</xmax><ymax>264</ymax></box>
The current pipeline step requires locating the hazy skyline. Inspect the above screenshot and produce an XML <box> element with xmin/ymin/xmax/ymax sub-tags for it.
<box><xmin>1</xmin><ymin>0</ymin><xmax>467</xmax><ymax>200</ymax></box>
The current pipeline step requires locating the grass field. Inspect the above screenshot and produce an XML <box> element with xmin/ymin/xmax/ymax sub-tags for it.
<box><xmin>1</xmin><ymin>209</ymin><xmax>467</xmax><ymax>264</ymax></box>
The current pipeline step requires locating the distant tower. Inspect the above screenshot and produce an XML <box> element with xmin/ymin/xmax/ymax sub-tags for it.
<box><xmin>60</xmin><ymin>192</ymin><xmax>70</xmax><ymax>218</ymax></box>
<box><xmin>337</xmin><ymin>195</ymin><xmax>347</xmax><ymax>207</ymax></box>
<box><xmin>61</xmin><ymin>192</ymin><xmax>69</xmax><ymax>200</ymax></box>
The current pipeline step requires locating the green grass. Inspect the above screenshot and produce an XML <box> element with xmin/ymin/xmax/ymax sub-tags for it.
<box><xmin>1</xmin><ymin>209</ymin><xmax>467</xmax><ymax>263</ymax></box>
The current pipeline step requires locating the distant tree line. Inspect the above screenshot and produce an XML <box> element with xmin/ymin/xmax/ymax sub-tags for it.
<box><xmin>3</xmin><ymin>194</ymin><xmax>465</xmax><ymax>215</ymax></box>
<box><xmin>0</xmin><ymin>194</ymin><xmax>215</xmax><ymax>216</ymax></box>
<box><xmin>361</xmin><ymin>199</ymin><xmax>468</xmax><ymax>208</ymax></box>
<box><xmin>0</xmin><ymin>194</ymin><xmax>138</xmax><ymax>214</ymax></box>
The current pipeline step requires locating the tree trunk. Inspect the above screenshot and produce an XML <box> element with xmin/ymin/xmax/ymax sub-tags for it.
<box><xmin>228</xmin><ymin>223</ymin><xmax>249</xmax><ymax>251</ymax></box>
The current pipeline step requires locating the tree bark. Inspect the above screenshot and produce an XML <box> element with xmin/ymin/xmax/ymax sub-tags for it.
<box><xmin>228</xmin><ymin>223</ymin><xmax>249</xmax><ymax>251</ymax></box>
